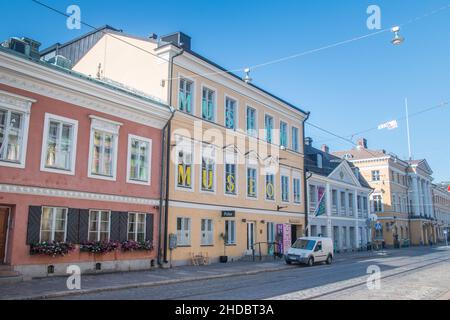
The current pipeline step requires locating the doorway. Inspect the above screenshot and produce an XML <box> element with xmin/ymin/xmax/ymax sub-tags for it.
<box><xmin>291</xmin><ymin>225</ymin><xmax>298</xmax><ymax>245</ymax></box>
<box><xmin>246</xmin><ymin>222</ymin><xmax>256</xmax><ymax>254</ymax></box>
<box><xmin>0</xmin><ymin>207</ymin><xmax>10</xmax><ymax>264</ymax></box>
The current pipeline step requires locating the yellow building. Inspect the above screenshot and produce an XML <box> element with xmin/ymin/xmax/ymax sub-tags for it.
<box><xmin>58</xmin><ymin>29</ymin><xmax>308</xmax><ymax>265</ymax></box>
<box><xmin>334</xmin><ymin>139</ymin><xmax>438</xmax><ymax>247</ymax></box>
<box><xmin>432</xmin><ymin>184</ymin><xmax>450</xmax><ymax>243</ymax></box>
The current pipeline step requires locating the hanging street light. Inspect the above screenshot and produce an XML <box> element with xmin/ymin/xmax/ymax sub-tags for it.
<box><xmin>243</xmin><ymin>68</ymin><xmax>252</xmax><ymax>84</ymax></box>
<box><xmin>391</xmin><ymin>26</ymin><xmax>405</xmax><ymax>45</ymax></box>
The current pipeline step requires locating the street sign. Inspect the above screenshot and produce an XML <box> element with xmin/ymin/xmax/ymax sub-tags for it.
<box><xmin>375</xmin><ymin>222</ymin><xmax>383</xmax><ymax>231</ymax></box>
<box><xmin>222</xmin><ymin>211</ymin><xmax>235</xmax><ymax>218</ymax></box>
<box><xmin>369</xmin><ymin>213</ymin><xmax>378</xmax><ymax>222</ymax></box>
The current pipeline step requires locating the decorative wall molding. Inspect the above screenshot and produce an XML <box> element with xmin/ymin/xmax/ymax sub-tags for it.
<box><xmin>0</xmin><ymin>89</ymin><xmax>35</xmax><ymax>113</ymax></box>
<box><xmin>0</xmin><ymin>183</ymin><xmax>159</xmax><ymax>206</ymax></box>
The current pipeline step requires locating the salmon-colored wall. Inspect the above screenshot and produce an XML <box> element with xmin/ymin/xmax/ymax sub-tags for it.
<box><xmin>0</xmin><ymin>84</ymin><xmax>163</xmax><ymax>266</ymax></box>
<box><xmin>0</xmin><ymin>84</ymin><xmax>162</xmax><ymax>199</ymax></box>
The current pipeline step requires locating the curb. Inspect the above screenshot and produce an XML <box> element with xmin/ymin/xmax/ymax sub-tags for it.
<box><xmin>7</xmin><ymin>265</ymin><xmax>293</xmax><ymax>300</ymax></box>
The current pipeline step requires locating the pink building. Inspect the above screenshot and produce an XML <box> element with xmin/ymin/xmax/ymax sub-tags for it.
<box><xmin>0</xmin><ymin>39</ymin><xmax>172</xmax><ymax>278</ymax></box>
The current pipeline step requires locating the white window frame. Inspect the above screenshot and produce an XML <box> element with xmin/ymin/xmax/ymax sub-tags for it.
<box><xmin>175</xmin><ymin>136</ymin><xmax>195</xmax><ymax>192</ymax></box>
<box><xmin>40</xmin><ymin>113</ymin><xmax>78</xmax><ymax>175</ymax></box>
<box><xmin>279</xmin><ymin>120</ymin><xmax>289</xmax><ymax>149</ymax></box>
<box><xmin>200</xmin><ymin>85</ymin><xmax>217</xmax><ymax>123</ymax></box>
<box><xmin>372</xmin><ymin>194</ymin><xmax>384</xmax><ymax>213</ymax></box>
<box><xmin>199</xmin><ymin>144</ymin><xmax>216</xmax><ymax>194</ymax></box>
<box><xmin>87</xmin><ymin>116</ymin><xmax>121</xmax><ymax>181</ymax></box>
<box><xmin>281</xmin><ymin>174</ymin><xmax>290</xmax><ymax>203</ymax></box>
<box><xmin>246</xmin><ymin>105</ymin><xmax>258</xmax><ymax>138</ymax></box>
<box><xmin>127</xmin><ymin>212</ymin><xmax>147</xmax><ymax>242</ymax></box>
<box><xmin>88</xmin><ymin>210</ymin><xmax>111</xmax><ymax>242</ymax></box>
<box><xmin>225</xmin><ymin>220</ymin><xmax>236</xmax><ymax>245</ymax></box>
<box><xmin>224</xmin><ymin>94</ymin><xmax>238</xmax><ymax>130</ymax></box>
<box><xmin>246</xmin><ymin>165</ymin><xmax>258</xmax><ymax>200</ymax></box>
<box><xmin>265</xmin><ymin>173</ymin><xmax>276</xmax><ymax>202</ymax></box>
<box><xmin>291</xmin><ymin>126</ymin><xmax>299</xmax><ymax>152</ymax></box>
<box><xmin>0</xmin><ymin>90</ymin><xmax>34</xmax><ymax>169</ymax></box>
<box><xmin>267</xmin><ymin>222</ymin><xmax>276</xmax><ymax>243</ymax></box>
<box><xmin>177</xmin><ymin>217</ymin><xmax>191</xmax><ymax>246</ymax></box>
<box><xmin>126</xmin><ymin>134</ymin><xmax>152</xmax><ymax>186</ymax></box>
<box><xmin>178</xmin><ymin>75</ymin><xmax>195</xmax><ymax>115</ymax></box>
<box><xmin>224</xmin><ymin>151</ymin><xmax>238</xmax><ymax>197</ymax></box>
<box><xmin>293</xmin><ymin>174</ymin><xmax>302</xmax><ymax>204</ymax></box>
<box><xmin>201</xmin><ymin>218</ymin><xmax>214</xmax><ymax>246</ymax></box>
<box><xmin>372</xmin><ymin>170</ymin><xmax>381</xmax><ymax>181</ymax></box>
<box><xmin>39</xmin><ymin>206</ymin><xmax>68</xmax><ymax>243</ymax></box>
<box><xmin>264</xmin><ymin>113</ymin><xmax>274</xmax><ymax>144</ymax></box>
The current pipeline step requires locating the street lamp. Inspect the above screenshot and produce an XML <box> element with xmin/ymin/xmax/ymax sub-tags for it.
<box><xmin>391</xmin><ymin>26</ymin><xmax>405</xmax><ymax>46</ymax></box>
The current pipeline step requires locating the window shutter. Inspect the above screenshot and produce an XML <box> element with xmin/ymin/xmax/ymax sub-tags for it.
<box><xmin>78</xmin><ymin>209</ymin><xmax>90</xmax><ymax>243</ymax></box>
<box><xmin>67</xmin><ymin>208</ymin><xmax>80</xmax><ymax>244</ymax></box>
<box><xmin>118</xmin><ymin>212</ymin><xmax>128</xmax><ymax>242</ymax></box>
<box><xmin>26</xmin><ymin>206</ymin><xmax>42</xmax><ymax>245</ymax></box>
<box><xmin>146</xmin><ymin>214</ymin><xmax>154</xmax><ymax>242</ymax></box>
<box><xmin>110</xmin><ymin>212</ymin><xmax>121</xmax><ymax>241</ymax></box>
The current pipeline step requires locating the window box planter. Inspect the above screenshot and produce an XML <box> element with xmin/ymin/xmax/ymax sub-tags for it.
<box><xmin>30</xmin><ymin>241</ymin><xmax>75</xmax><ymax>257</ymax></box>
<box><xmin>79</xmin><ymin>241</ymin><xmax>119</xmax><ymax>254</ymax></box>
<box><xmin>121</xmin><ymin>240</ymin><xmax>154</xmax><ymax>252</ymax></box>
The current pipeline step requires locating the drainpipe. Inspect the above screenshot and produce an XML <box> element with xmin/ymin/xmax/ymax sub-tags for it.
<box><xmin>160</xmin><ymin>47</ymin><xmax>184</xmax><ymax>265</ymax></box>
<box><xmin>302</xmin><ymin>112</ymin><xmax>311</xmax><ymax>236</ymax></box>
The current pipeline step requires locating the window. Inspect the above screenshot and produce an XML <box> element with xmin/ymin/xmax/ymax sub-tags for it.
<box><xmin>177</xmin><ymin>217</ymin><xmax>191</xmax><ymax>246</ymax></box>
<box><xmin>41</xmin><ymin>114</ymin><xmax>78</xmax><ymax>174</ymax></box>
<box><xmin>246</xmin><ymin>106</ymin><xmax>257</xmax><ymax>137</ymax></box>
<box><xmin>293</xmin><ymin>178</ymin><xmax>301</xmax><ymax>204</ymax></box>
<box><xmin>177</xmin><ymin>138</ymin><xmax>193</xmax><ymax>189</ymax></box>
<box><xmin>0</xmin><ymin>108</ymin><xmax>26</xmax><ymax>165</ymax></box>
<box><xmin>127</xmin><ymin>135</ymin><xmax>152</xmax><ymax>184</ymax></box>
<box><xmin>247</xmin><ymin>167</ymin><xmax>257</xmax><ymax>198</ymax></box>
<box><xmin>202</xmin><ymin>87</ymin><xmax>215</xmax><ymax>121</ymax></box>
<box><xmin>281</xmin><ymin>175</ymin><xmax>290</xmax><ymax>202</ymax></box>
<box><xmin>280</xmin><ymin>121</ymin><xmax>288</xmax><ymax>148</ymax></box>
<box><xmin>372</xmin><ymin>170</ymin><xmax>380</xmax><ymax>181</ymax></box>
<box><xmin>128</xmin><ymin>213</ymin><xmax>146</xmax><ymax>242</ymax></box>
<box><xmin>266</xmin><ymin>174</ymin><xmax>275</xmax><ymax>200</ymax></box>
<box><xmin>225</xmin><ymin>163</ymin><xmax>237</xmax><ymax>195</ymax></box>
<box><xmin>291</xmin><ymin>127</ymin><xmax>299</xmax><ymax>152</ymax></box>
<box><xmin>88</xmin><ymin>117</ymin><xmax>120</xmax><ymax>180</ymax></box>
<box><xmin>39</xmin><ymin>207</ymin><xmax>67</xmax><ymax>242</ymax></box>
<box><xmin>179</xmin><ymin>78</ymin><xmax>193</xmax><ymax>114</ymax></box>
<box><xmin>267</xmin><ymin>222</ymin><xmax>276</xmax><ymax>243</ymax></box>
<box><xmin>225</xmin><ymin>97</ymin><xmax>237</xmax><ymax>130</ymax></box>
<box><xmin>201</xmin><ymin>219</ymin><xmax>213</xmax><ymax>246</ymax></box>
<box><xmin>264</xmin><ymin>114</ymin><xmax>273</xmax><ymax>143</ymax></box>
<box><xmin>201</xmin><ymin>145</ymin><xmax>215</xmax><ymax>192</ymax></box>
<box><xmin>317</xmin><ymin>154</ymin><xmax>323</xmax><ymax>169</ymax></box>
<box><xmin>225</xmin><ymin>220</ymin><xmax>236</xmax><ymax>245</ymax></box>
<box><xmin>373</xmin><ymin>195</ymin><xmax>383</xmax><ymax>212</ymax></box>
<box><xmin>88</xmin><ymin>210</ymin><xmax>110</xmax><ymax>242</ymax></box>
<box><xmin>340</xmin><ymin>192</ymin><xmax>346</xmax><ymax>212</ymax></box>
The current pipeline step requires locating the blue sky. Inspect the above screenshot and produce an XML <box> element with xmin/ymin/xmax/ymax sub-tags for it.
<box><xmin>1</xmin><ymin>0</ymin><xmax>449</xmax><ymax>181</ymax></box>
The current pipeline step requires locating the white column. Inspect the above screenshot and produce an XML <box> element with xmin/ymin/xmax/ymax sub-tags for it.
<box><xmin>428</xmin><ymin>183</ymin><xmax>434</xmax><ymax>218</ymax></box>
<box><xmin>410</xmin><ymin>176</ymin><xmax>420</xmax><ymax>216</ymax></box>
<box><xmin>326</xmin><ymin>183</ymin><xmax>332</xmax><ymax>238</ymax></box>
<box><xmin>354</xmin><ymin>191</ymin><xmax>359</xmax><ymax>249</ymax></box>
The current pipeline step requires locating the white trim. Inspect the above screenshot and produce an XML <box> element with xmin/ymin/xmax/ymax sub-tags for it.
<box><xmin>200</xmin><ymin>84</ymin><xmax>218</xmax><ymax>123</ymax></box>
<box><xmin>174</xmin><ymin>136</ymin><xmax>195</xmax><ymax>193</ymax></box>
<box><xmin>246</xmin><ymin>163</ymin><xmax>258</xmax><ymax>200</ymax></box>
<box><xmin>280</xmin><ymin>170</ymin><xmax>291</xmax><ymax>204</ymax></box>
<box><xmin>87</xmin><ymin>117</ymin><xmax>120</xmax><ymax>182</ymax></box>
<box><xmin>127</xmin><ymin>212</ymin><xmax>147</xmax><ymax>242</ymax></box>
<box><xmin>328</xmin><ymin>161</ymin><xmax>362</xmax><ymax>187</ymax></box>
<box><xmin>199</xmin><ymin>143</ymin><xmax>217</xmax><ymax>195</ymax></box>
<box><xmin>291</xmin><ymin>126</ymin><xmax>300</xmax><ymax>152</ymax></box>
<box><xmin>200</xmin><ymin>218</ymin><xmax>214</xmax><ymax>246</ymax></box>
<box><xmin>224</xmin><ymin>152</ymin><xmax>238</xmax><ymax>198</ymax></box>
<box><xmin>224</xmin><ymin>93</ymin><xmax>239</xmax><ymax>131</ymax></box>
<box><xmin>245</xmin><ymin>104</ymin><xmax>258</xmax><ymax>138</ymax></box>
<box><xmin>263</xmin><ymin>111</ymin><xmax>275</xmax><ymax>144</ymax></box>
<box><xmin>40</xmin><ymin>113</ymin><xmax>79</xmax><ymax>176</ymax></box>
<box><xmin>177</xmin><ymin>73</ymin><xmax>197</xmax><ymax>116</ymax></box>
<box><xmin>0</xmin><ymin>91</ymin><xmax>33</xmax><ymax>169</ymax></box>
<box><xmin>0</xmin><ymin>183</ymin><xmax>159</xmax><ymax>205</ymax></box>
<box><xmin>88</xmin><ymin>210</ymin><xmax>111</xmax><ymax>242</ymax></box>
<box><xmin>279</xmin><ymin>120</ymin><xmax>289</xmax><ymax>149</ymax></box>
<box><xmin>126</xmin><ymin>134</ymin><xmax>152</xmax><ymax>186</ymax></box>
<box><xmin>39</xmin><ymin>206</ymin><xmax>68</xmax><ymax>243</ymax></box>
<box><xmin>169</xmin><ymin>200</ymin><xmax>306</xmax><ymax>218</ymax></box>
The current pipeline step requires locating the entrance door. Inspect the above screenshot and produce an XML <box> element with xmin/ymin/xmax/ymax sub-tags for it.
<box><xmin>246</xmin><ymin>222</ymin><xmax>255</xmax><ymax>254</ymax></box>
<box><xmin>291</xmin><ymin>225</ymin><xmax>297</xmax><ymax>245</ymax></box>
<box><xmin>0</xmin><ymin>208</ymin><xmax>10</xmax><ymax>264</ymax></box>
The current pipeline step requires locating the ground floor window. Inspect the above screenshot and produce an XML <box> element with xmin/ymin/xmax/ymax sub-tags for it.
<box><xmin>40</xmin><ymin>207</ymin><xmax>68</xmax><ymax>242</ymax></box>
<box><xmin>88</xmin><ymin>210</ymin><xmax>110</xmax><ymax>242</ymax></box>
<box><xmin>225</xmin><ymin>220</ymin><xmax>236</xmax><ymax>245</ymax></box>
<box><xmin>201</xmin><ymin>219</ymin><xmax>213</xmax><ymax>246</ymax></box>
<box><xmin>310</xmin><ymin>225</ymin><xmax>317</xmax><ymax>237</ymax></box>
<box><xmin>177</xmin><ymin>217</ymin><xmax>191</xmax><ymax>246</ymax></box>
<box><xmin>267</xmin><ymin>222</ymin><xmax>276</xmax><ymax>243</ymax></box>
<box><xmin>128</xmin><ymin>213</ymin><xmax>146</xmax><ymax>242</ymax></box>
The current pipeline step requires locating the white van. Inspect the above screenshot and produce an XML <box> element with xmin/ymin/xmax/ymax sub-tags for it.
<box><xmin>285</xmin><ymin>237</ymin><xmax>334</xmax><ymax>266</ymax></box>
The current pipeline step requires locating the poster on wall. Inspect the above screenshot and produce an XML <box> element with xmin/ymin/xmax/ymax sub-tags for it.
<box><xmin>277</xmin><ymin>224</ymin><xmax>292</xmax><ymax>255</ymax></box>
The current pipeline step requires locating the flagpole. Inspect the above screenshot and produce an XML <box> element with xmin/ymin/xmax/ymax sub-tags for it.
<box><xmin>405</xmin><ymin>98</ymin><xmax>412</xmax><ymax>160</ymax></box>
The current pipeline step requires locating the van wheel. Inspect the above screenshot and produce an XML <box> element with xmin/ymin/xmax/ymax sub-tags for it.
<box><xmin>307</xmin><ymin>257</ymin><xmax>314</xmax><ymax>267</ymax></box>
<box><xmin>326</xmin><ymin>255</ymin><xmax>333</xmax><ymax>265</ymax></box>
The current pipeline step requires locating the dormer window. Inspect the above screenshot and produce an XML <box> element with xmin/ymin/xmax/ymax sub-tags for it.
<box><xmin>317</xmin><ymin>154</ymin><xmax>323</xmax><ymax>169</ymax></box>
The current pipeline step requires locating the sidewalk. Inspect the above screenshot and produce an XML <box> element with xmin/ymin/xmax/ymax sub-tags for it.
<box><xmin>0</xmin><ymin>250</ymin><xmax>387</xmax><ymax>300</ymax></box>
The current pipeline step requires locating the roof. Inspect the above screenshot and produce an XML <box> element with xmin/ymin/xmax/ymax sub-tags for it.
<box><xmin>43</xmin><ymin>27</ymin><xmax>308</xmax><ymax>116</ymax></box>
<box><xmin>305</xmin><ymin>144</ymin><xmax>371</xmax><ymax>188</ymax></box>
<box><xmin>332</xmin><ymin>148</ymin><xmax>388</xmax><ymax>161</ymax></box>
<box><xmin>0</xmin><ymin>45</ymin><xmax>170</xmax><ymax>109</ymax></box>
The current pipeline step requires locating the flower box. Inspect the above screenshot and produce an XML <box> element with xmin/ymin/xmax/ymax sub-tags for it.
<box><xmin>121</xmin><ymin>240</ymin><xmax>154</xmax><ymax>252</ymax></box>
<box><xmin>79</xmin><ymin>241</ymin><xmax>119</xmax><ymax>254</ymax></box>
<box><xmin>30</xmin><ymin>242</ymin><xmax>75</xmax><ymax>257</ymax></box>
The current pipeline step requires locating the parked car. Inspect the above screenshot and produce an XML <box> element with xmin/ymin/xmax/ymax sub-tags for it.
<box><xmin>285</xmin><ymin>237</ymin><xmax>334</xmax><ymax>266</ymax></box>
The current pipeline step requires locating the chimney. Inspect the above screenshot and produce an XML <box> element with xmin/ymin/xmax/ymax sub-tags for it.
<box><xmin>357</xmin><ymin>138</ymin><xmax>368</xmax><ymax>149</ymax></box>
<box><xmin>160</xmin><ymin>32</ymin><xmax>191</xmax><ymax>51</ymax></box>
<box><xmin>304</xmin><ymin>137</ymin><xmax>313</xmax><ymax>146</ymax></box>
<box><xmin>321</xmin><ymin>144</ymin><xmax>329</xmax><ymax>154</ymax></box>
<box><xmin>148</xmin><ymin>33</ymin><xmax>158</xmax><ymax>40</ymax></box>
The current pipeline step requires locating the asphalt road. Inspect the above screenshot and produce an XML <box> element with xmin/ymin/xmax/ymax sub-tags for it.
<box><xmin>56</xmin><ymin>247</ymin><xmax>450</xmax><ymax>300</ymax></box>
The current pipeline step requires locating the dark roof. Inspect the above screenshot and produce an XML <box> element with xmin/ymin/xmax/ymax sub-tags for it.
<box><xmin>1</xmin><ymin>45</ymin><xmax>170</xmax><ymax>109</ymax></box>
<box><xmin>43</xmin><ymin>27</ymin><xmax>308</xmax><ymax>116</ymax></box>
<box><xmin>305</xmin><ymin>144</ymin><xmax>371</xmax><ymax>188</ymax></box>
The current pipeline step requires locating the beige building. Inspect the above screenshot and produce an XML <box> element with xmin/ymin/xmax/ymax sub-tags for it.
<box><xmin>334</xmin><ymin>139</ymin><xmax>438</xmax><ymax>247</ymax></box>
<box><xmin>432</xmin><ymin>184</ymin><xmax>450</xmax><ymax>243</ymax></box>
<box><xmin>43</xmin><ymin>28</ymin><xmax>309</xmax><ymax>265</ymax></box>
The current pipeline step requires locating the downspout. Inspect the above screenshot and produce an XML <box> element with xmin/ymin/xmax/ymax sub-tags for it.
<box><xmin>302</xmin><ymin>111</ymin><xmax>311</xmax><ymax>236</ymax></box>
<box><xmin>161</xmin><ymin>47</ymin><xmax>184</xmax><ymax>265</ymax></box>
